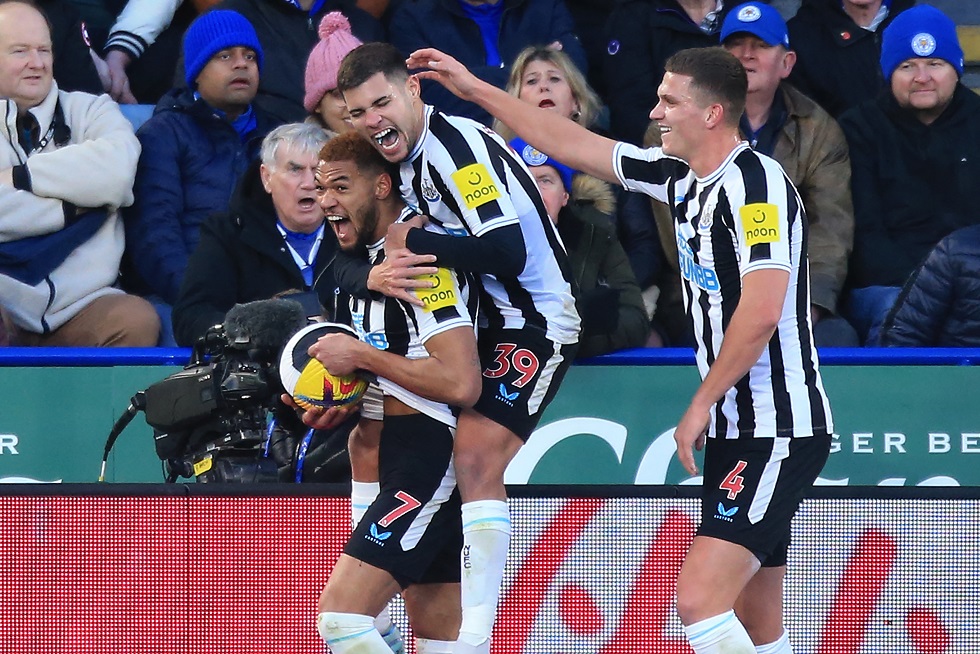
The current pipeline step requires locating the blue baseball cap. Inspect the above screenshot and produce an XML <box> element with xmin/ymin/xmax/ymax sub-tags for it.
<box><xmin>509</xmin><ymin>137</ymin><xmax>576</xmax><ymax>192</ymax></box>
<box><xmin>721</xmin><ymin>2</ymin><xmax>790</xmax><ymax>49</ymax></box>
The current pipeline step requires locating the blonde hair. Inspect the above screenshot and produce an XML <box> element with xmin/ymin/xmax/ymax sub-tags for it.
<box><xmin>493</xmin><ymin>46</ymin><xmax>601</xmax><ymax>142</ymax></box>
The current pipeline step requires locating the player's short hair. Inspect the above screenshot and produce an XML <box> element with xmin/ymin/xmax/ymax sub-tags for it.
<box><xmin>665</xmin><ymin>47</ymin><xmax>747</xmax><ymax>127</ymax></box>
<box><xmin>337</xmin><ymin>42</ymin><xmax>409</xmax><ymax>93</ymax></box>
<box><xmin>317</xmin><ymin>131</ymin><xmax>396</xmax><ymax>179</ymax></box>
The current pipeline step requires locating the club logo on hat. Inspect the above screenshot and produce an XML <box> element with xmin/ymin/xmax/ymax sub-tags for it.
<box><xmin>911</xmin><ymin>33</ymin><xmax>937</xmax><ymax>57</ymax></box>
<box><xmin>521</xmin><ymin>144</ymin><xmax>549</xmax><ymax>167</ymax></box>
<box><xmin>737</xmin><ymin>5</ymin><xmax>762</xmax><ymax>22</ymax></box>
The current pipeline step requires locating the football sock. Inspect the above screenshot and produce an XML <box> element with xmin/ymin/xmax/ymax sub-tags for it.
<box><xmin>457</xmin><ymin>499</ymin><xmax>511</xmax><ymax>650</ymax></box>
<box><xmin>378</xmin><ymin>619</ymin><xmax>405</xmax><ymax>653</ymax></box>
<box><xmin>415</xmin><ymin>638</ymin><xmax>456</xmax><ymax>653</ymax></box>
<box><xmin>684</xmin><ymin>610</ymin><xmax>756</xmax><ymax>654</ymax></box>
<box><xmin>756</xmin><ymin>630</ymin><xmax>793</xmax><ymax>654</ymax></box>
<box><xmin>350</xmin><ymin>481</ymin><xmax>381</xmax><ymax>528</ymax></box>
<box><xmin>316</xmin><ymin>611</ymin><xmax>390</xmax><ymax>653</ymax></box>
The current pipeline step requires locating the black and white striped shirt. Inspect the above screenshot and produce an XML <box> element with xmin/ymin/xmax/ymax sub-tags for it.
<box><xmin>613</xmin><ymin>141</ymin><xmax>833</xmax><ymax>439</ymax></box>
<box><xmin>399</xmin><ymin>105</ymin><xmax>580</xmax><ymax>346</ymax></box>
<box><xmin>340</xmin><ymin>209</ymin><xmax>479</xmax><ymax>426</ymax></box>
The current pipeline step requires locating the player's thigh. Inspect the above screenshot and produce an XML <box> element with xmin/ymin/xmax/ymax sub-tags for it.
<box><xmin>453</xmin><ymin>408</ymin><xmax>524</xmax><ymax>481</ymax></box>
<box><xmin>403</xmin><ymin>582</ymin><xmax>461</xmax><ymax>641</ymax></box>
<box><xmin>319</xmin><ymin>553</ymin><xmax>401</xmax><ymax>616</ymax></box>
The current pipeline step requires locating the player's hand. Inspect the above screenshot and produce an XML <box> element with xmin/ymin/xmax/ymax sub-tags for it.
<box><xmin>673</xmin><ymin>405</ymin><xmax>709</xmax><ymax>476</ymax></box>
<box><xmin>384</xmin><ymin>214</ymin><xmax>428</xmax><ymax>252</ymax></box>
<box><xmin>104</xmin><ymin>50</ymin><xmax>138</xmax><ymax>104</ymax></box>
<box><xmin>406</xmin><ymin>48</ymin><xmax>481</xmax><ymax>101</ymax></box>
<box><xmin>309</xmin><ymin>332</ymin><xmax>363</xmax><ymax>376</ymax></box>
<box><xmin>367</xmin><ymin>247</ymin><xmax>437</xmax><ymax>307</ymax></box>
<box><xmin>281</xmin><ymin>393</ymin><xmax>358</xmax><ymax>430</ymax></box>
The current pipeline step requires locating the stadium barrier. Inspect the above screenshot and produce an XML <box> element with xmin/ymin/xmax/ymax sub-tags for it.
<box><xmin>0</xmin><ymin>347</ymin><xmax>978</xmax><ymax>485</ymax></box>
<box><xmin>1</xmin><ymin>484</ymin><xmax>975</xmax><ymax>653</ymax></box>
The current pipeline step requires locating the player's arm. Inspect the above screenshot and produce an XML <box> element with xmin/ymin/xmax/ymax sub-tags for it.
<box><xmin>389</xmin><ymin>222</ymin><xmax>526</xmax><ymax>278</ymax></box>
<box><xmin>673</xmin><ymin>268</ymin><xmax>790</xmax><ymax>475</ymax></box>
<box><xmin>309</xmin><ymin>326</ymin><xmax>482</xmax><ymax>409</ymax></box>
<box><xmin>407</xmin><ymin>48</ymin><xmax>619</xmax><ymax>184</ymax></box>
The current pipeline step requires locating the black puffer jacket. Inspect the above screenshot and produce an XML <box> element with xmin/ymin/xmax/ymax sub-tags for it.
<box><xmin>787</xmin><ymin>0</ymin><xmax>914</xmax><ymax>118</ymax></box>
<box><xmin>880</xmin><ymin>225</ymin><xmax>980</xmax><ymax>347</ymax></box>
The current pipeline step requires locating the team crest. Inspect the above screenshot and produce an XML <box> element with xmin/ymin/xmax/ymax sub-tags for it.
<box><xmin>697</xmin><ymin>211</ymin><xmax>714</xmax><ymax>233</ymax></box>
<box><xmin>736</xmin><ymin>5</ymin><xmax>762</xmax><ymax>22</ymax></box>
<box><xmin>911</xmin><ymin>33</ymin><xmax>937</xmax><ymax>57</ymax></box>
<box><xmin>520</xmin><ymin>144</ymin><xmax>549</xmax><ymax>167</ymax></box>
<box><xmin>421</xmin><ymin>177</ymin><xmax>441</xmax><ymax>203</ymax></box>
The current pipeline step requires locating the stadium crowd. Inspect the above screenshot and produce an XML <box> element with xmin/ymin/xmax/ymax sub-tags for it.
<box><xmin>1</xmin><ymin>0</ymin><xmax>979</xmax><ymax>351</ymax></box>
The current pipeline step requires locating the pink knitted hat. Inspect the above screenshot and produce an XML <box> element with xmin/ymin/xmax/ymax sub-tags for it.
<box><xmin>303</xmin><ymin>12</ymin><xmax>363</xmax><ymax>113</ymax></box>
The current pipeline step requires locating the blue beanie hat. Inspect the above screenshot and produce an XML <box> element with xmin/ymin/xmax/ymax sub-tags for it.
<box><xmin>880</xmin><ymin>5</ymin><xmax>964</xmax><ymax>80</ymax></box>
<box><xmin>183</xmin><ymin>10</ymin><xmax>264</xmax><ymax>87</ymax></box>
<box><xmin>509</xmin><ymin>137</ymin><xmax>576</xmax><ymax>192</ymax></box>
<box><xmin>721</xmin><ymin>2</ymin><xmax>790</xmax><ymax>49</ymax></box>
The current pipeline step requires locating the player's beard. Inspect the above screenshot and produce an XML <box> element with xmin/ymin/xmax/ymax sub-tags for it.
<box><xmin>355</xmin><ymin>204</ymin><xmax>381</xmax><ymax>251</ymax></box>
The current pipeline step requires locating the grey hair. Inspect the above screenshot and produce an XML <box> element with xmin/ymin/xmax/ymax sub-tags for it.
<box><xmin>260</xmin><ymin>122</ymin><xmax>332</xmax><ymax>168</ymax></box>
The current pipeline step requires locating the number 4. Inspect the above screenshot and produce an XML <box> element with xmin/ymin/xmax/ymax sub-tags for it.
<box><xmin>720</xmin><ymin>460</ymin><xmax>748</xmax><ymax>501</ymax></box>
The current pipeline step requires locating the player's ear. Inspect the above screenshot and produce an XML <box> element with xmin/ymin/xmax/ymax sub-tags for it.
<box><xmin>407</xmin><ymin>74</ymin><xmax>421</xmax><ymax>99</ymax></box>
<box><xmin>376</xmin><ymin>171</ymin><xmax>392</xmax><ymax>199</ymax></box>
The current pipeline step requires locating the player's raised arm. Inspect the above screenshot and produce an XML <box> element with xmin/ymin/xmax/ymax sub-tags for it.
<box><xmin>407</xmin><ymin>48</ymin><xmax>619</xmax><ymax>184</ymax></box>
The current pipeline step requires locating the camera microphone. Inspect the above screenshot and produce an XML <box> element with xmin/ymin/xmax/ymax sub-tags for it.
<box><xmin>223</xmin><ymin>298</ymin><xmax>310</xmax><ymax>356</ymax></box>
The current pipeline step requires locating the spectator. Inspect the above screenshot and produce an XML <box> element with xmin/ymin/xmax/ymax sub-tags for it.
<box><xmin>562</xmin><ymin>0</ymin><xmax>613</xmax><ymax>96</ymax></box>
<box><xmin>388</xmin><ymin>0</ymin><xmax>587</xmax><ymax>125</ymax></box>
<box><xmin>602</xmin><ymin>0</ymin><xmax>732</xmax><ymax>145</ymax></box>
<box><xmin>511</xmin><ymin>137</ymin><xmax>652</xmax><ymax>355</ymax></box>
<box><xmin>0</xmin><ymin>0</ymin><xmax>158</xmax><ymax>347</ymax></box>
<box><xmin>880</xmin><ymin>224</ymin><xmax>980</xmax><ymax>348</ymax></box>
<box><xmin>787</xmin><ymin>0</ymin><xmax>914</xmax><ymax>118</ymax></box>
<box><xmin>97</xmin><ymin>0</ymin><xmax>199</xmax><ymax>105</ymax></box>
<box><xmin>172</xmin><ymin>123</ymin><xmax>336</xmax><ymax>346</ymax></box>
<box><xmin>204</xmin><ymin>0</ymin><xmax>384</xmax><ymax>123</ymax></box>
<box><xmin>495</xmin><ymin>45</ymin><xmax>663</xmax><ymax>298</ymax></box>
<box><xmin>720</xmin><ymin>2</ymin><xmax>858</xmax><ymax>346</ymax></box>
<box><xmin>123</xmin><ymin>9</ymin><xmax>280</xmax><ymax>346</ymax></box>
<box><xmin>839</xmin><ymin>5</ymin><xmax>980</xmax><ymax>345</ymax></box>
<box><xmin>31</xmin><ymin>0</ymin><xmax>104</xmax><ymax>95</ymax></box>
<box><xmin>303</xmin><ymin>11</ymin><xmax>362</xmax><ymax>135</ymax></box>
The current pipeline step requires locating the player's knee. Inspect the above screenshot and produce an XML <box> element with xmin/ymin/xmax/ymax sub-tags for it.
<box><xmin>316</xmin><ymin>611</ymin><xmax>375</xmax><ymax>647</ymax></box>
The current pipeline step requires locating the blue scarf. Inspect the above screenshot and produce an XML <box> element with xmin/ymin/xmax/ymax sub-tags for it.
<box><xmin>459</xmin><ymin>0</ymin><xmax>505</xmax><ymax>68</ymax></box>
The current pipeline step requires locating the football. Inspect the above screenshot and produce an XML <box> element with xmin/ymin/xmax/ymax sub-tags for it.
<box><xmin>279</xmin><ymin>322</ymin><xmax>369</xmax><ymax>410</ymax></box>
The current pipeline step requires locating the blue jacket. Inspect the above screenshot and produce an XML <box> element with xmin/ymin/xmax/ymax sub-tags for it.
<box><xmin>123</xmin><ymin>88</ymin><xmax>279</xmax><ymax>305</ymax></box>
<box><xmin>389</xmin><ymin>0</ymin><xmax>586</xmax><ymax>125</ymax></box>
<box><xmin>880</xmin><ymin>225</ymin><xmax>980</xmax><ymax>347</ymax></box>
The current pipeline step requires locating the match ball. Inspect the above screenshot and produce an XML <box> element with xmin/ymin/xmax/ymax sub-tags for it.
<box><xmin>279</xmin><ymin>322</ymin><xmax>369</xmax><ymax>410</ymax></box>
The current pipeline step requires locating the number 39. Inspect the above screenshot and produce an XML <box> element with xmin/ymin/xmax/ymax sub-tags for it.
<box><xmin>483</xmin><ymin>343</ymin><xmax>540</xmax><ymax>388</ymax></box>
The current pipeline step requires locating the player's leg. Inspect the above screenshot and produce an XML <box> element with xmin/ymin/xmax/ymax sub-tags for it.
<box><xmin>735</xmin><ymin>565</ymin><xmax>792</xmax><ymax>652</ymax></box>
<box><xmin>676</xmin><ymin>536</ymin><xmax>760</xmax><ymax>653</ymax></box>
<box><xmin>317</xmin><ymin>554</ymin><xmax>402</xmax><ymax>653</ymax></box>
<box><xmin>403</xmin><ymin>581</ymin><xmax>461</xmax><ymax>650</ymax></box>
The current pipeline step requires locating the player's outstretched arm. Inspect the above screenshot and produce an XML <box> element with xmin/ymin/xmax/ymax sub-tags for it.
<box><xmin>407</xmin><ymin>48</ymin><xmax>620</xmax><ymax>185</ymax></box>
<box><xmin>310</xmin><ymin>327</ymin><xmax>482</xmax><ymax>409</ymax></box>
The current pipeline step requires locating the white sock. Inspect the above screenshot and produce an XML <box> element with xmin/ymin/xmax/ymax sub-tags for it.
<box><xmin>316</xmin><ymin>611</ymin><xmax>390</xmax><ymax>653</ymax></box>
<box><xmin>377</xmin><ymin>617</ymin><xmax>404</xmax><ymax>653</ymax></box>
<box><xmin>415</xmin><ymin>638</ymin><xmax>455</xmax><ymax>653</ymax></box>
<box><xmin>351</xmin><ymin>481</ymin><xmax>381</xmax><ymax>529</ymax></box>
<box><xmin>756</xmin><ymin>630</ymin><xmax>793</xmax><ymax>654</ymax></box>
<box><xmin>684</xmin><ymin>611</ymin><xmax>756</xmax><ymax>654</ymax></box>
<box><xmin>457</xmin><ymin>499</ymin><xmax>511</xmax><ymax>649</ymax></box>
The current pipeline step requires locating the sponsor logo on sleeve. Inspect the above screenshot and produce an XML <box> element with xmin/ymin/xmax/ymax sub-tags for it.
<box><xmin>413</xmin><ymin>267</ymin><xmax>457</xmax><ymax>312</ymax></box>
<box><xmin>739</xmin><ymin>202</ymin><xmax>780</xmax><ymax>246</ymax></box>
<box><xmin>451</xmin><ymin>163</ymin><xmax>501</xmax><ymax>210</ymax></box>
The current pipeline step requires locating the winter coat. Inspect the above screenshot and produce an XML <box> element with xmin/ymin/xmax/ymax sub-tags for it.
<box><xmin>0</xmin><ymin>84</ymin><xmax>140</xmax><ymax>334</ymax></box>
<box><xmin>172</xmin><ymin>162</ymin><xmax>338</xmax><ymax>346</ymax></box>
<box><xmin>39</xmin><ymin>0</ymin><xmax>105</xmax><ymax>95</ymax></box>
<box><xmin>880</xmin><ymin>225</ymin><xmax>980</xmax><ymax>347</ymax></box>
<box><xmin>388</xmin><ymin>0</ymin><xmax>586</xmax><ymax>125</ymax></box>
<box><xmin>601</xmin><ymin>0</ymin><xmax>730</xmax><ymax>144</ymax></box>
<box><xmin>207</xmin><ymin>0</ymin><xmax>384</xmax><ymax>123</ymax></box>
<box><xmin>123</xmin><ymin>88</ymin><xmax>280</xmax><ymax>305</ymax></box>
<box><xmin>562</xmin><ymin>174</ymin><xmax>650</xmax><ymax>357</ymax></box>
<box><xmin>839</xmin><ymin>84</ymin><xmax>980</xmax><ymax>289</ymax></box>
<box><xmin>770</xmin><ymin>82</ymin><xmax>853</xmax><ymax>315</ymax></box>
<box><xmin>787</xmin><ymin>0</ymin><xmax>914</xmax><ymax>118</ymax></box>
